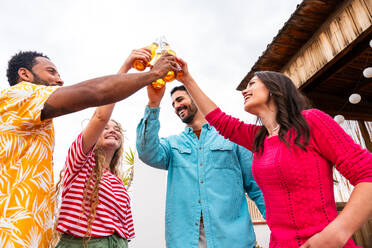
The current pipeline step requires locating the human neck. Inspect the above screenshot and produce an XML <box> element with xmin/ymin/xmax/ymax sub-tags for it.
<box><xmin>102</xmin><ymin>148</ymin><xmax>116</xmax><ymax>170</ymax></box>
<box><xmin>186</xmin><ymin>111</ymin><xmax>207</xmax><ymax>131</ymax></box>
<box><xmin>257</xmin><ymin>105</ymin><xmax>279</xmax><ymax>137</ymax></box>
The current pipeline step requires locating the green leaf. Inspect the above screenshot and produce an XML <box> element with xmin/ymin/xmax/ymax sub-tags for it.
<box><xmin>118</xmin><ymin>147</ymin><xmax>136</xmax><ymax>190</ymax></box>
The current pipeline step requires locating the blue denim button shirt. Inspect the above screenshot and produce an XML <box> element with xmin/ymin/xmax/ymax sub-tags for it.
<box><xmin>136</xmin><ymin>106</ymin><xmax>265</xmax><ymax>248</ymax></box>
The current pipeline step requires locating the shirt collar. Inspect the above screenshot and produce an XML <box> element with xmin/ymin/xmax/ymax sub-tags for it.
<box><xmin>184</xmin><ymin>123</ymin><xmax>212</xmax><ymax>133</ymax></box>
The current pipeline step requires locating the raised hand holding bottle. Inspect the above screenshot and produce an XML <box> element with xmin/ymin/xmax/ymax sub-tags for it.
<box><xmin>132</xmin><ymin>42</ymin><xmax>159</xmax><ymax>71</ymax></box>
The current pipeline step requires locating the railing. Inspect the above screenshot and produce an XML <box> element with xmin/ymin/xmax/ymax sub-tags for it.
<box><xmin>247</xmin><ymin>196</ymin><xmax>266</xmax><ymax>224</ymax></box>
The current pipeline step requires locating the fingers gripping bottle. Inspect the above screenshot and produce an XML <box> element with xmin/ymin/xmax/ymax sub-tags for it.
<box><xmin>175</xmin><ymin>60</ymin><xmax>184</xmax><ymax>80</ymax></box>
<box><xmin>163</xmin><ymin>39</ymin><xmax>184</xmax><ymax>82</ymax></box>
<box><xmin>163</xmin><ymin>42</ymin><xmax>176</xmax><ymax>82</ymax></box>
<box><xmin>132</xmin><ymin>42</ymin><xmax>159</xmax><ymax>71</ymax></box>
<box><xmin>151</xmin><ymin>43</ymin><xmax>166</xmax><ymax>89</ymax></box>
<box><xmin>151</xmin><ymin>36</ymin><xmax>184</xmax><ymax>89</ymax></box>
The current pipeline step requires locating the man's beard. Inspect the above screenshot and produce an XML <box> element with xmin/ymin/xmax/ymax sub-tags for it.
<box><xmin>179</xmin><ymin>103</ymin><xmax>198</xmax><ymax>124</ymax></box>
<box><xmin>31</xmin><ymin>71</ymin><xmax>48</xmax><ymax>85</ymax></box>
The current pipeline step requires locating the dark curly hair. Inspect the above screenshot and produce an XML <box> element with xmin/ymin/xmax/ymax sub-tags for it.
<box><xmin>6</xmin><ymin>51</ymin><xmax>49</xmax><ymax>86</ymax></box>
<box><xmin>253</xmin><ymin>71</ymin><xmax>311</xmax><ymax>154</ymax></box>
<box><xmin>170</xmin><ymin>85</ymin><xmax>188</xmax><ymax>96</ymax></box>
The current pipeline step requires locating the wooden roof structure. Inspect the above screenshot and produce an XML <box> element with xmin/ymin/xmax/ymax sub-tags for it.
<box><xmin>237</xmin><ymin>0</ymin><xmax>372</xmax><ymax>121</ymax></box>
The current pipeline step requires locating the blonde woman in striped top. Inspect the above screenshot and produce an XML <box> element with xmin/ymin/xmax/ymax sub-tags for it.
<box><xmin>54</xmin><ymin>48</ymin><xmax>153</xmax><ymax>247</ymax></box>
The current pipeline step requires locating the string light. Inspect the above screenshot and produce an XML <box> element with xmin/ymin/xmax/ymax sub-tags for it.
<box><xmin>363</xmin><ymin>67</ymin><xmax>372</xmax><ymax>78</ymax></box>
<box><xmin>334</xmin><ymin>115</ymin><xmax>345</xmax><ymax>124</ymax></box>
<box><xmin>349</xmin><ymin>93</ymin><xmax>361</xmax><ymax>104</ymax></box>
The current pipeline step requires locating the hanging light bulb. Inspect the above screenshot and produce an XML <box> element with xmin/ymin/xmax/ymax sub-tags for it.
<box><xmin>363</xmin><ymin>67</ymin><xmax>372</xmax><ymax>78</ymax></box>
<box><xmin>334</xmin><ymin>115</ymin><xmax>345</xmax><ymax>124</ymax></box>
<box><xmin>349</xmin><ymin>93</ymin><xmax>361</xmax><ymax>104</ymax></box>
<box><xmin>370</xmin><ymin>39</ymin><xmax>372</xmax><ymax>48</ymax></box>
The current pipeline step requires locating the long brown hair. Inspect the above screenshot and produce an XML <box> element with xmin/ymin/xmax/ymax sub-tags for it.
<box><xmin>82</xmin><ymin>120</ymin><xmax>124</xmax><ymax>243</ymax></box>
<box><xmin>252</xmin><ymin>71</ymin><xmax>311</xmax><ymax>154</ymax></box>
<box><xmin>50</xmin><ymin>120</ymin><xmax>124</xmax><ymax>247</ymax></box>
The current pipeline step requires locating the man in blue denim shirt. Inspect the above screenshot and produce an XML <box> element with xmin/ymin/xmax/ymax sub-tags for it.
<box><xmin>136</xmin><ymin>85</ymin><xmax>265</xmax><ymax>248</ymax></box>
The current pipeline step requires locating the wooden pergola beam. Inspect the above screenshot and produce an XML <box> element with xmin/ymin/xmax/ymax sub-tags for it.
<box><xmin>283</xmin><ymin>0</ymin><xmax>372</xmax><ymax>88</ymax></box>
<box><xmin>305</xmin><ymin>91</ymin><xmax>372</xmax><ymax>121</ymax></box>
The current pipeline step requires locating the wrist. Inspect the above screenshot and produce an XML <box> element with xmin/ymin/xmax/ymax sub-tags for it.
<box><xmin>148</xmin><ymin>101</ymin><xmax>160</xmax><ymax>108</ymax></box>
<box><xmin>180</xmin><ymin>74</ymin><xmax>193</xmax><ymax>85</ymax></box>
<box><xmin>118</xmin><ymin>63</ymin><xmax>131</xmax><ymax>74</ymax></box>
<box><xmin>148</xmin><ymin>69</ymin><xmax>161</xmax><ymax>81</ymax></box>
<box><xmin>323</xmin><ymin>222</ymin><xmax>351</xmax><ymax>245</ymax></box>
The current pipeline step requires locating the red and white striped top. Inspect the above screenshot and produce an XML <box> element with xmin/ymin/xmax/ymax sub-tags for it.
<box><xmin>56</xmin><ymin>133</ymin><xmax>135</xmax><ymax>239</ymax></box>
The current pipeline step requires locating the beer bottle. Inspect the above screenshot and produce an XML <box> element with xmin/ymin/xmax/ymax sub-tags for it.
<box><xmin>163</xmin><ymin>42</ymin><xmax>184</xmax><ymax>82</ymax></box>
<box><xmin>150</xmin><ymin>36</ymin><xmax>183</xmax><ymax>89</ymax></box>
<box><xmin>152</xmin><ymin>78</ymin><xmax>166</xmax><ymax>89</ymax></box>
<box><xmin>175</xmin><ymin>58</ymin><xmax>184</xmax><ymax>80</ymax></box>
<box><xmin>133</xmin><ymin>42</ymin><xmax>159</xmax><ymax>71</ymax></box>
<box><xmin>150</xmin><ymin>45</ymin><xmax>166</xmax><ymax>89</ymax></box>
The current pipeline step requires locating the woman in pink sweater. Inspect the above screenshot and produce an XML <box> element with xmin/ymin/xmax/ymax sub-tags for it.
<box><xmin>175</xmin><ymin>59</ymin><xmax>372</xmax><ymax>248</ymax></box>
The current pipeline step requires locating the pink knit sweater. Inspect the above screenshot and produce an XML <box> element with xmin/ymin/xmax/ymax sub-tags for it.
<box><xmin>206</xmin><ymin>108</ymin><xmax>372</xmax><ymax>247</ymax></box>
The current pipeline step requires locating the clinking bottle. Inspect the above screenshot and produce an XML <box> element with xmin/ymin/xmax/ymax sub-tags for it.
<box><xmin>132</xmin><ymin>42</ymin><xmax>159</xmax><ymax>71</ymax></box>
<box><xmin>163</xmin><ymin>42</ymin><xmax>185</xmax><ymax>82</ymax></box>
<box><xmin>151</xmin><ymin>39</ymin><xmax>184</xmax><ymax>89</ymax></box>
<box><xmin>163</xmin><ymin>42</ymin><xmax>176</xmax><ymax>82</ymax></box>
<box><xmin>150</xmin><ymin>49</ymin><xmax>166</xmax><ymax>89</ymax></box>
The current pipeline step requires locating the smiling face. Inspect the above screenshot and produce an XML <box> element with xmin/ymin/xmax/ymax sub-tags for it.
<box><xmin>171</xmin><ymin>90</ymin><xmax>198</xmax><ymax>124</ymax></box>
<box><xmin>96</xmin><ymin>120</ymin><xmax>123</xmax><ymax>151</ymax></box>
<box><xmin>241</xmin><ymin>75</ymin><xmax>271</xmax><ymax>115</ymax></box>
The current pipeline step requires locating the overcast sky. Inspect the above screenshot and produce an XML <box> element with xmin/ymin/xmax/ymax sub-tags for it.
<box><xmin>0</xmin><ymin>0</ymin><xmax>302</xmax><ymax>246</ymax></box>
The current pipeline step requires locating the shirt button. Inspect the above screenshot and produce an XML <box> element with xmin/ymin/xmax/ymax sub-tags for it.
<box><xmin>200</xmin><ymin>180</ymin><xmax>204</xmax><ymax>184</ymax></box>
<box><xmin>195</xmin><ymin>222</ymin><xmax>199</xmax><ymax>226</ymax></box>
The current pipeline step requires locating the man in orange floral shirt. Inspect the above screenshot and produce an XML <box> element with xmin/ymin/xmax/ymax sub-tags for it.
<box><xmin>0</xmin><ymin>50</ymin><xmax>177</xmax><ymax>247</ymax></box>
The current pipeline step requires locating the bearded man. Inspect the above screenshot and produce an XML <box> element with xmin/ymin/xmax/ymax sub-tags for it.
<box><xmin>136</xmin><ymin>85</ymin><xmax>266</xmax><ymax>248</ymax></box>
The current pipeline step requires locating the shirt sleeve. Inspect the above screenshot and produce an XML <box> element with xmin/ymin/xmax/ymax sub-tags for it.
<box><xmin>10</xmin><ymin>82</ymin><xmax>59</xmax><ymax>126</ymax></box>
<box><xmin>63</xmin><ymin>132</ymin><xmax>95</xmax><ymax>186</ymax></box>
<box><xmin>136</xmin><ymin>106</ymin><xmax>171</xmax><ymax>170</ymax></box>
<box><xmin>205</xmin><ymin>108</ymin><xmax>260</xmax><ymax>151</ymax></box>
<box><xmin>236</xmin><ymin>145</ymin><xmax>266</xmax><ymax>218</ymax></box>
<box><xmin>304</xmin><ymin>109</ymin><xmax>372</xmax><ymax>186</ymax></box>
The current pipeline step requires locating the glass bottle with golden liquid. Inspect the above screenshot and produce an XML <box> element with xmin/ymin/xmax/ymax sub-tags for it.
<box><xmin>164</xmin><ymin>43</ymin><xmax>184</xmax><ymax>81</ymax></box>
<box><xmin>151</xmin><ymin>38</ymin><xmax>184</xmax><ymax>89</ymax></box>
<box><xmin>150</xmin><ymin>45</ymin><xmax>166</xmax><ymax>89</ymax></box>
<box><xmin>162</xmin><ymin>42</ymin><xmax>176</xmax><ymax>82</ymax></box>
<box><xmin>132</xmin><ymin>42</ymin><xmax>159</xmax><ymax>71</ymax></box>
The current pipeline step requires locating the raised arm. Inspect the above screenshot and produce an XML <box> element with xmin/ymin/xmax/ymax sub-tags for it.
<box><xmin>136</xmin><ymin>85</ymin><xmax>172</xmax><ymax>170</ymax></box>
<box><xmin>176</xmin><ymin>58</ymin><xmax>217</xmax><ymax>116</ymax></box>
<box><xmin>41</xmin><ymin>52</ymin><xmax>178</xmax><ymax>120</ymax></box>
<box><xmin>81</xmin><ymin>49</ymin><xmax>150</xmax><ymax>153</ymax></box>
<box><xmin>177</xmin><ymin>58</ymin><xmax>259</xmax><ymax>150</ymax></box>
